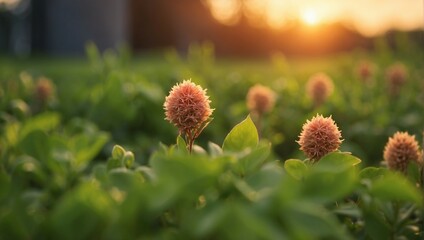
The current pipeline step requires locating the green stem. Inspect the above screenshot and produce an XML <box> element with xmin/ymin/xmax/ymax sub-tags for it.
<box><xmin>186</xmin><ymin>131</ymin><xmax>194</xmax><ymax>154</ymax></box>
<box><xmin>257</xmin><ymin>114</ymin><xmax>263</xmax><ymax>139</ymax></box>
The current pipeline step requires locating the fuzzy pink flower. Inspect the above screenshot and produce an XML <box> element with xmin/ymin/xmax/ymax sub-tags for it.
<box><xmin>164</xmin><ymin>80</ymin><xmax>213</xmax><ymax>151</ymax></box>
<box><xmin>35</xmin><ymin>77</ymin><xmax>54</xmax><ymax>104</ymax></box>
<box><xmin>246</xmin><ymin>84</ymin><xmax>276</xmax><ymax>116</ymax></box>
<box><xmin>383</xmin><ymin>132</ymin><xmax>421</xmax><ymax>172</ymax></box>
<box><xmin>306</xmin><ymin>73</ymin><xmax>334</xmax><ymax>107</ymax></box>
<box><xmin>356</xmin><ymin>60</ymin><xmax>375</xmax><ymax>83</ymax></box>
<box><xmin>297</xmin><ymin>114</ymin><xmax>343</xmax><ymax>161</ymax></box>
<box><xmin>385</xmin><ymin>63</ymin><xmax>408</xmax><ymax>96</ymax></box>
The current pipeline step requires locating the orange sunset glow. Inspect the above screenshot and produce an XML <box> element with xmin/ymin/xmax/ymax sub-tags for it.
<box><xmin>203</xmin><ymin>0</ymin><xmax>424</xmax><ymax>36</ymax></box>
<box><xmin>300</xmin><ymin>9</ymin><xmax>319</xmax><ymax>26</ymax></box>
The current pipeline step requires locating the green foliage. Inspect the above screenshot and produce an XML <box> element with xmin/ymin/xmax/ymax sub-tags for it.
<box><xmin>222</xmin><ymin>115</ymin><xmax>258</xmax><ymax>152</ymax></box>
<box><xmin>0</xmin><ymin>40</ymin><xmax>424</xmax><ymax>239</ymax></box>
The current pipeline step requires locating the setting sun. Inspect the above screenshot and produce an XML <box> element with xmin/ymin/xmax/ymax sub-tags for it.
<box><xmin>301</xmin><ymin>9</ymin><xmax>319</xmax><ymax>26</ymax></box>
<box><xmin>203</xmin><ymin>0</ymin><xmax>424</xmax><ymax>36</ymax></box>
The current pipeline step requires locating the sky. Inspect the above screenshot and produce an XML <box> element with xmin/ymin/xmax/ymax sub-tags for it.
<box><xmin>204</xmin><ymin>0</ymin><xmax>424</xmax><ymax>36</ymax></box>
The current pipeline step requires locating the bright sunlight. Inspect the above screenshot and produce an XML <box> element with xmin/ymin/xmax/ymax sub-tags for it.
<box><xmin>300</xmin><ymin>9</ymin><xmax>319</xmax><ymax>26</ymax></box>
<box><xmin>204</xmin><ymin>0</ymin><xmax>424</xmax><ymax>36</ymax></box>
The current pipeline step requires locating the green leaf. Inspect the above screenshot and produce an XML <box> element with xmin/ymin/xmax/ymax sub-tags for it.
<box><xmin>5</xmin><ymin>121</ymin><xmax>20</xmax><ymax>147</ymax></box>
<box><xmin>69</xmin><ymin>132</ymin><xmax>110</xmax><ymax>171</ymax></box>
<box><xmin>208</xmin><ymin>142</ymin><xmax>223</xmax><ymax>157</ymax></box>
<box><xmin>176</xmin><ymin>135</ymin><xmax>188</xmax><ymax>154</ymax></box>
<box><xmin>135</xmin><ymin>166</ymin><xmax>156</xmax><ymax>182</ymax></box>
<box><xmin>302</xmin><ymin>167</ymin><xmax>358</xmax><ymax>203</ymax></box>
<box><xmin>284</xmin><ymin>203</ymin><xmax>353</xmax><ymax>239</ymax></box>
<box><xmin>359</xmin><ymin>167</ymin><xmax>388</xmax><ymax>181</ymax></box>
<box><xmin>51</xmin><ymin>182</ymin><xmax>113</xmax><ymax>240</ymax></box>
<box><xmin>369</xmin><ymin>172</ymin><xmax>422</xmax><ymax>206</ymax></box>
<box><xmin>222</xmin><ymin>115</ymin><xmax>258</xmax><ymax>152</ymax></box>
<box><xmin>18</xmin><ymin>130</ymin><xmax>51</xmax><ymax>162</ymax></box>
<box><xmin>112</xmin><ymin>145</ymin><xmax>125</xmax><ymax>160</ymax></box>
<box><xmin>284</xmin><ymin>159</ymin><xmax>308</xmax><ymax>180</ymax></box>
<box><xmin>150</xmin><ymin>152</ymin><xmax>224</xmax><ymax>196</ymax></box>
<box><xmin>109</xmin><ymin>168</ymin><xmax>137</xmax><ymax>190</ymax></box>
<box><xmin>107</xmin><ymin>157</ymin><xmax>123</xmax><ymax>171</ymax></box>
<box><xmin>238</xmin><ymin>143</ymin><xmax>270</xmax><ymax>176</ymax></box>
<box><xmin>13</xmin><ymin>155</ymin><xmax>46</xmax><ymax>185</ymax></box>
<box><xmin>20</xmin><ymin>112</ymin><xmax>60</xmax><ymax>139</ymax></box>
<box><xmin>93</xmin><ymin>164</ymin><xmax>108</xmax><ymax>182</ymax></box>
<box><xmin>314</xmin><ymin>152</ymin><xmax>361</xmax><ymax>172</ymax></box>
<box><xmin>362</xmin><ymin>209</ymin><xmax>390</xmax><ymax>240</ymax></box>
<box><xmin>406</xmin><ymin>162</ymin><xmax>420</xmax><ymax>184</ymax></box>
<box><xmin>246</xmin><ymin>161</ymin><xmax>284</xmax><ymax>191</ymax></box>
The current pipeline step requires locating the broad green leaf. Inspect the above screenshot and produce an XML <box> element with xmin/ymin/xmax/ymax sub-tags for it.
<box><xmin>246</xmin><ymin>161</ymin><xmax>284</xmax><ymax>191</ymax></box>
<box><xmin>362</xmin><ymin>210</ymin><xmax>390</xmax><ymax>240</ymax></box>
<box><xmin>192</xmin><ymin>145</ymin><xmax>207</xmax><ymax>155</ymax></box>
<box><xmin>109</xmin><ymin>168</ymin><xmax>137</xmax><ymax>190</ymax></box>
<box><xmin>176</xmin><ymin>135</ymin><xmax>188</xmax><ymax>154</ymax></box>
<box><xmin>190</xmin><ymin>204</ymin><xmax>227</xmax><ymax>237</ymax></box>
<box><xmin>315</xmin><ymin>152</ymin><xmax>361</xmax><ymax>172</ymax></box>
<box><xmin>222</xmin><ymin>115</ymin><xmax>258</xmax><ymax>152</ymax></box>
<box><xmin>5</xmin><ymin>121</ymin><xmax>20</xmax><ymax>147</ymax></box>
<box><xmin>302</xmin><ymin>167</ymin><xmax>358</xmax><ymax>203</ymax></box>
<box><xmin>284</xmin><ymin>159</ymin><xmax>308</xmax><ymax>180</ymax></box>
<box><xmin>369</xmin><ymin>172</ymin><xmax>422</xmax><ymax>206</ymax></box>
<box><xmin>284</xmin><ymin>203</ymin><xmax>353</xmax><ymax>239</ymax></box>
<box><xmin>406</xmin><ymin>162</ymin><xmax>420</xmax><ymax>184</ymax></box>
<box><xmin>20</xmin><ymin>112</ymin><xmax>60</xmax><ymax>139</ymax></box>
<box><xmin>150</xmin><ymin>152</ymin><xmax>224</xmax><ymax>196</ymax></box>
<box><xmin>107</xmin><ymin>157</ymin><xmax>123</xmax><ymax>171</ymax></box>
<box><xmin>236</xmin><ymin>143</ymin><xmax>271</xmax><ymax>176</ymax></box>
<box><xmin>69</xmin><ymin>132</ymin><xmax>110</xmax><ymax>171</ymax></box>
<box><xmin>135</xmin><ymin>166</ymin><xmax>156</xmax><ymax>182</ymax></box>
<box><xmin>93</xmin><ymin>164</ymin><xmax>108</xmax><ymax>182</ymax></box>
<box><xmin>51</xmin><ymin>182</ymin><xmax>113</xmax><ymax>240</ymax></box>
<box><xmin>18</xmin><ymin>130</ymin><xmax>51</xmax><ymax>162</ymax></box>
<box><xmin>208</xmin><ymin>142</ymin><xmax>223</xmax><ymax>157</ymax></box>
<box><xmin>359</xmin><ymin>167</ymin><xmax>388</xmax><ymax>181</ymax></box>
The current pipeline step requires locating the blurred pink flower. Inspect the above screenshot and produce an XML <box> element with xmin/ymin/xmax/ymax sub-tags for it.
<box><xmin>356</xmin><ymin>60</ymin><xmax>375</xmax><ymax>83</ymax></box>
<box><xmin>385</xmin><ymin>63</ymin><xmax>408</xmax><ymax>96</ymax></box>
<box><xmin>36</xmin><ymin>77</ymin><xmax>54</xmax><ymax>103</ymax></box>
<box><xmin>246</xmin><ymin>84</ymin><xmax>276</xmax><ymax>116</ymax></box>
<box><xmin>306</xmin><ymin>73</ymin><xmax>334</xmax><ymax>107</ymax></box>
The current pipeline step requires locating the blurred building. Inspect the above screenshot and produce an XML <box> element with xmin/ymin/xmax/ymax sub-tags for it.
<box><xmin>2</xmin><ymin>0</ymin><xmax>421</xmax><ymax>57</ymax></box>
<box><xmin>1</xmin><ymin>0</ymin><xmax>128</xmax><ymax>55</ymax></box>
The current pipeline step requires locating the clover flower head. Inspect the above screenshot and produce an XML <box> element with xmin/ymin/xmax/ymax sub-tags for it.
<box><xmin>357</xmin><ymin>60</ymin><xmax>375</xmax><ymax>83</ymax></box>
<box><xmin>246</xmin><ymin>84</ymin><xmax>276</xmax><ymax>116</ymax></box>
<box><xmin>383</xmin><ymin>131</ymin><xmax>421</xmax><ymax>172</ymax></box>
<box><xmin>36</xmin><ymin>77</ymin><xmax>54</xmax><ymax>103</ymax></box>
<box><xmin>306</xmin><ymin>73</ymin><xmax>334</xmax><ymax>107</ymax></box>
<box><xmin>297</xmin><ymin>114</ymin><xmax>343</xmax><ymax>161</ymax></box>
<box><xmin>164</xmin><ymin>80</ymin><xmax>213</xmax><ymax>152</ymax></box>
<box><xmin>385</xmin><ymin>63</ymin><xmax>408</xmax><ymax>96</ymax></box>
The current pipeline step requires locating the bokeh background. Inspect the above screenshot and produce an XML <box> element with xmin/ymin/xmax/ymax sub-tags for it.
<box><xmin>1</xmin><ymin>0</ymin><xmax>423</xmax><ymax>57</ymax></box>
